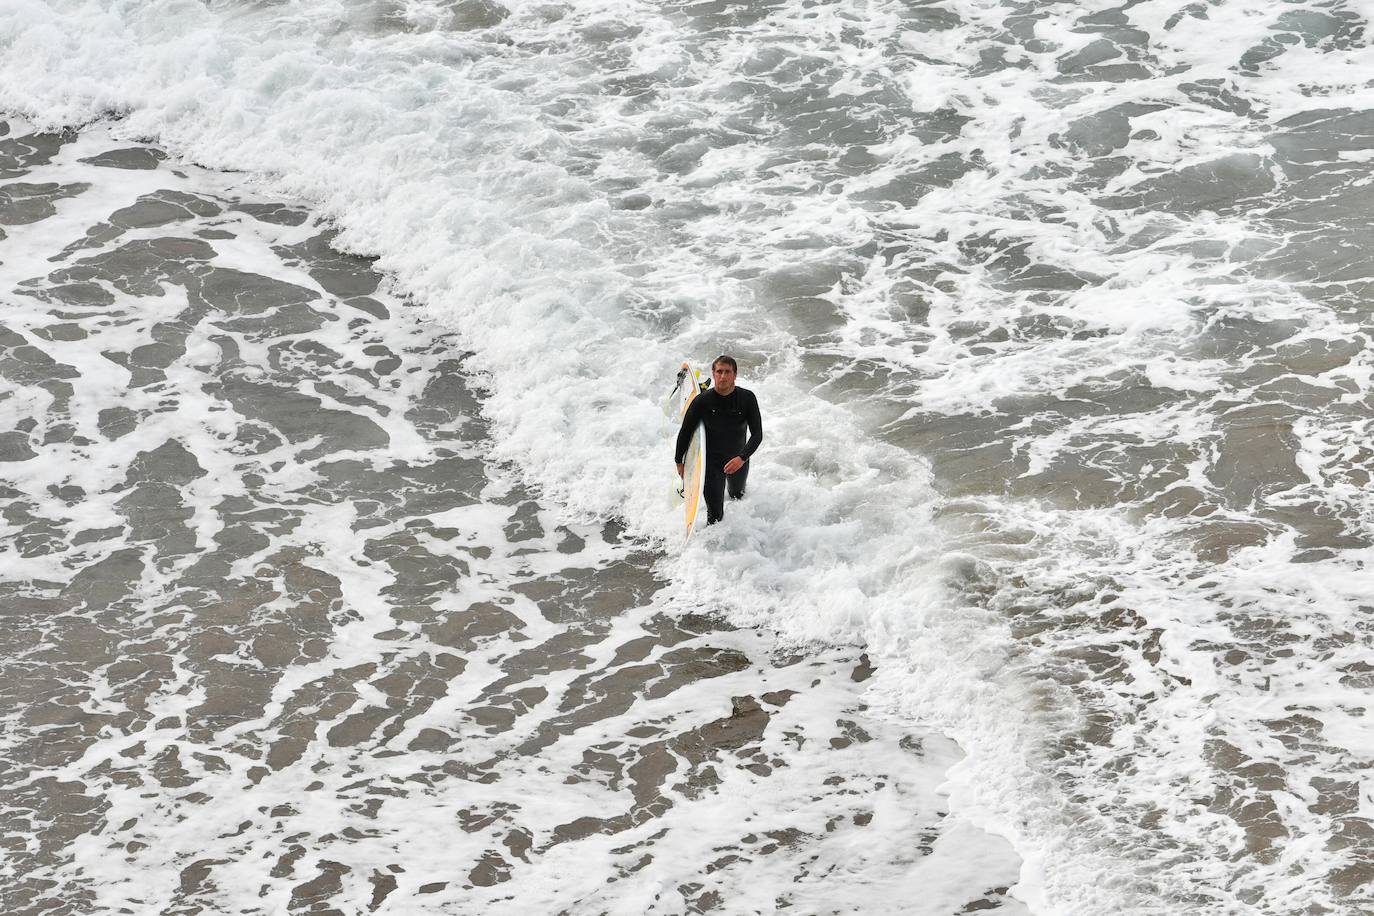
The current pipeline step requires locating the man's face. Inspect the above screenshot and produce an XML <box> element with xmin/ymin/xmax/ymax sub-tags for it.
<box><xmin>712</xmin><ymin>362</ymin><xmax>736</xmax><ymax>393</ymax></box>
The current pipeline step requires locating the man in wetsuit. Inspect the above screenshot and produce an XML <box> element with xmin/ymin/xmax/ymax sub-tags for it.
<box><xmin>674</xmin><ymin>355</ymin><xmax>763</xmax><ymax>525</ymax></box>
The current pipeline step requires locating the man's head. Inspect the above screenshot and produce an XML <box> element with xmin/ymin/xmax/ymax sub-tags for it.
<box><xmin>712</xmin><ymin>355</ymin><xmax>738</xmax><ymax>395</ymax></box>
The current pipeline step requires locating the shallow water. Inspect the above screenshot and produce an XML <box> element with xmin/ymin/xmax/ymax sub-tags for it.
<box><xmin>4</xmin><ymin>0</ymin><xmax>1374</xmax><ymax>911</ymax></box>
<box><xmin>0</xmin><ymin>124</ymin><xmax>1023</xmax><ymax>914</ymax></box>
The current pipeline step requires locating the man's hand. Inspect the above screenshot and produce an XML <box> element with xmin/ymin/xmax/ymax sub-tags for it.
<box><xmin>723</xmin><ymin>456</ymin><xmax>744</xmax><ymax>475</ymax></box>
<box><xmin>676</xmin><ymin>463</ymin><xmax>685</xmax><ymax>478</ymax></box>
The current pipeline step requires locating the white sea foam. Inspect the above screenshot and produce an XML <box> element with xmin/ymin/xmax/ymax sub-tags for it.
<box><xmin>3</xmin><ymin>133</ymin><xmax>1026</xmax><ymax>914</ymax></box>
<box><xmin>5</xmin><ymin>0</ymin><xmax>1374</xmax><ymax>911</ymax></box>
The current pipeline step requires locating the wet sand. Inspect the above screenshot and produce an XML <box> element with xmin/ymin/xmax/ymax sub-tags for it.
<box><xmin>0</xmin><ymin>121</ymin><xmax>1024</xmax><ymax>915</ymax></box>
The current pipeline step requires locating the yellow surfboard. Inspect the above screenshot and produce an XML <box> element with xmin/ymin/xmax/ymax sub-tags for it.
<box><xmin>669</xmin><ymin>363</ymin><xmax>706</xmax><ymax>539</ymax></box>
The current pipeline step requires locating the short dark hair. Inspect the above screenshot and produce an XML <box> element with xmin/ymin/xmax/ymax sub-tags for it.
<box><xmin>712</xmin><ymin>355</ymin><xmax>738</xmax><ymax>372</ymax></box>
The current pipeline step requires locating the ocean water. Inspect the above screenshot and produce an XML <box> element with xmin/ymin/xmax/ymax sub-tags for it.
<box><xmin>1</xmin><ymin>0</ymin><xmax>1372</xmax><ymax>912</ymax></box>
<box><xmin>0</xmin><ymin>121</ymin><xmax>1027</xmax><ymax>914</ymax></box>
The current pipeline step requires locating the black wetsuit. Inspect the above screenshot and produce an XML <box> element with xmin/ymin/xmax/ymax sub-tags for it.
<box><xmin>674</xmin><ymin>386</ymin><xmax>763</xmax><ymax>525</ymax></box>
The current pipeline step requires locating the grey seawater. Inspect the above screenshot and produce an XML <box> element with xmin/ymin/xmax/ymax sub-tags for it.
<box><xmin>782</xmin><ymin>11</ymin><xmax>1374</xmax><ymax>915</ymax></box>
<box><xmin>494</xmin><ymin>0</ymin><xmax>1374</xmax><ymax>907</ymax></box>
<box><xmin>0</xmin><ymin>123</ymin><xmax>1023</xmax><ymax>914</ymax></box>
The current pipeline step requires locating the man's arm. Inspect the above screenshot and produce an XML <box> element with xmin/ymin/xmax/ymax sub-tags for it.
<box><xmin>723</xmin><ymin>390</ymin><xmax>762</xmax><ymax>475</ymax></box>
<box><xmin>674</xmin><ymin>395</ymin><xmax>705</xmax><ymax>465</ymax></box>
<box><xmin>741</xmin><ymin>390</ymin><xmax>762</xmax><ymax>459</ymax></box>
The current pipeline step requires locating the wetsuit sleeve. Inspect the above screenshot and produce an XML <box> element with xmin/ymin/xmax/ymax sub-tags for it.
<box><xmin>741</xmin><ymin>390</ymin><xmax>762</xmax><ymax>460</ymax></box>
<box><xmin>674</xmin><ymin>395</ymin><xmax>705</xmax><ymax>464</ymax></box>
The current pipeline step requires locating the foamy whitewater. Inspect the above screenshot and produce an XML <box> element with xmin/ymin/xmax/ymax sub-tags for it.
<box><xmin>1</xmin><ymin>0</ymin><xmax>1372</xmax><ymax>912</ymax></box>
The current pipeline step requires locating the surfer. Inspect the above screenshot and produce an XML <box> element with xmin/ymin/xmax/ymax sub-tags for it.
<box><xmin>674</xmin><ymin>355</ymin><xmax>762</xmax><ymax>525</ymax></box>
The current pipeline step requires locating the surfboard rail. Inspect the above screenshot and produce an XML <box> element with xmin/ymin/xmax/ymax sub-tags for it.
<box><xmin>669</xmin><ymin>362</ymin><xmax>706</xmax><ymax>539</ymax></box>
